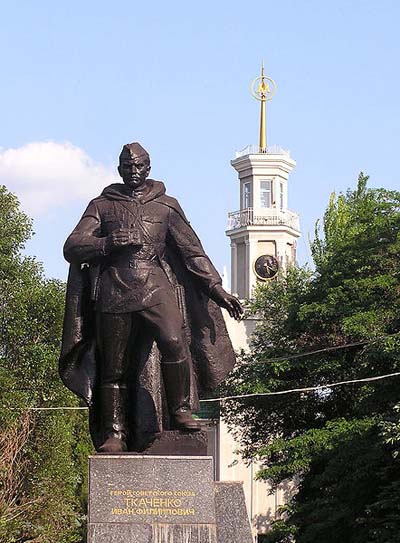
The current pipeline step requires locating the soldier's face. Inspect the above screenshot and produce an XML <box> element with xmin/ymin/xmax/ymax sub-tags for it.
<box><xmin>119</xmin><ymin>154</ymin><xmax>150</xmax><ymax>189</ymax></box>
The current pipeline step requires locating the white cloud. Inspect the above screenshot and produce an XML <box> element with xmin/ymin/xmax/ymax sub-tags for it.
<box><xmin>0</xmin><ymin>141</ymin><xmax>119</xmax><ymax>215</ymax></box>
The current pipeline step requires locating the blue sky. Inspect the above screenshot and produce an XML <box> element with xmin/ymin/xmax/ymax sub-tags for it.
<box><xmin>1</xmin><ymin>0</ymin><xmax>399</xmax><ymax>281</ymax></box>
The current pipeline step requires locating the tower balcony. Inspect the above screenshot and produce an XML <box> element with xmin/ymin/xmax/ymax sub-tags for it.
<box><xmin>227</xmin><ymin>207</ymin><xmax>300</xmax><ymax>232</ymax></box>
<box><xmin>234</xmin><ymin>144</ymin><xmax>290</xmax><ymax>159</ymax></box>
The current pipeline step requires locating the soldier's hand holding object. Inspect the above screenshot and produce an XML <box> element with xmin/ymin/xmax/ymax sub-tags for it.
<box><xmin>210</xmin><ymin>284</ymin><xmax>243</xmax><ymax>321</ymax></box>
<box><xmin>105</xmin><ymin>228</ymin><xmax>142</xmax><ymax>252</ymax></box>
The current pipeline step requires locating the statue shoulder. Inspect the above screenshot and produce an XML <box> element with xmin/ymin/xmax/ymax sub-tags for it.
<box><xmin>91</xmin><ymin>194</ymin><xmax>114</xmax><ymax>208</ymax></box>
<box><xmin>89</xmin><ymin>195</ymin><xmax>105</xmax><ymax>205</ymax></box>
<box><xmin>79</xmin><ymin>195</ymin><xmax>110</xmax><ymax>219</ymax></box>
<box><xmin>156</xmin><ymin>194</ymin><xmax>189</xmax><ymax>224</ymax></box>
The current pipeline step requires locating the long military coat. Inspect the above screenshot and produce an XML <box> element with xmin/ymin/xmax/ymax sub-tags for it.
<box><xmin>59</xmin><ymin>180</ymin><xmax>236</xmax><ymax>450</ymax></box>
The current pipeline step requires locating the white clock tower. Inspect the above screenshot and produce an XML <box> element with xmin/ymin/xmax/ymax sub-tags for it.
<box><xmin>226</xmin><ymin>65</ymin><xmax>300</xmax><ymax>300</ymax></box>
<box><xmin>217</xmin><ymin>66</ymin><xmax>301</xmax><ymax>539</ymax></box>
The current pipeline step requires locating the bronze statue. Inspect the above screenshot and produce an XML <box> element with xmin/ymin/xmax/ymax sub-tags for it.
<box><xmin>59</xmin><ymin>143</ymin><xmax>242</xmax><ymax>453</ymax></box>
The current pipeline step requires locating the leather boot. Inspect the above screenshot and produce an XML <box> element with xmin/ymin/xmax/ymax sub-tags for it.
<box><xmin>162</xmin><ymin>359</ymin><xmax>200</xmax><ymax>432</ymax></box>
<box><xmin>98</xmin><ymin>384</ymin><xmax>128</xmax><ymax>453</ymax></box>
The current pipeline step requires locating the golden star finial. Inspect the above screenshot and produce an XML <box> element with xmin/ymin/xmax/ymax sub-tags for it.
<box><xmin>250</xmin><ymin>63</ymin><xmax>277</xmax><ymax>151</ymax></box>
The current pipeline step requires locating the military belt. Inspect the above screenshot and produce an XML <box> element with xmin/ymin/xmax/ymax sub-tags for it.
<box><xmin>107</xmin><ymin>255</ymin><xmax>160</xmax><ymax>269</ymax></box>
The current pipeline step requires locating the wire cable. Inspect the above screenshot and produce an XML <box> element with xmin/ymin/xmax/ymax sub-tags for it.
<box><xmin>4</xmin><ymin>370</ymin><xmax>400</xmax><ymax>410</ymax></box>
<box><xmin>244</xmin><ymin>332</ymin><xmax>400</xmax><ymax>365</ymax></box>
<box><xmin>202</xmin><ymin>371</ymin><xmax>400</xmax><ymax>402</ymax></box>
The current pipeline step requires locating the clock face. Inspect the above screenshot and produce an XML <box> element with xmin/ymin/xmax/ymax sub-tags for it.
<box><xmin>254</xmin><ymin>254</ymin><xmax>279</xmax><ymax>280</ymax></box>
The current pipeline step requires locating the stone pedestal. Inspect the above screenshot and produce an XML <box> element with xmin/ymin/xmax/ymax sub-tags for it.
<box><xmin>88</xmin><ymin>455</ymin><xmax>252</xmax><ymax>543</ymax></box>
<box><xmin>214</xmin><ymin>482</ymin><xmax>253</xmax><ymax>543</ymax></box>
<box><xmin>142</xmin><ymin>430</ymin><xmax>208</xmax><ymax>456</ymax></box>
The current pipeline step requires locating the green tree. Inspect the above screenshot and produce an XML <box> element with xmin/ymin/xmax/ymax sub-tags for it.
<box><xmin>0</xmin><ymin>185</ymin><xmax>93</xmax><ymax>543</ymax></box>
<box><xmin>222</xmin><ymin>174</ymin><xmax>400</xmax><ymax>542</ymax></box>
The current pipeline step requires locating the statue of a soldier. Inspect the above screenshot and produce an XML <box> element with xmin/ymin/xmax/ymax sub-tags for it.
<box><xmin>59</xmin><ymin>142</ymin><xmax>242</xmax><ymax>453</ymax></box>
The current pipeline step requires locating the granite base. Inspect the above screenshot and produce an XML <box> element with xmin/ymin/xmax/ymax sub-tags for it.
<box><xmin>88</xmin><ymin>455</ymin><xmax>252</xmax><ymax>543</ymax></box>
<box><xmin>143</xmin><ymin>430</ymin><xmax>208</xmax><ymax>456</ymax></box>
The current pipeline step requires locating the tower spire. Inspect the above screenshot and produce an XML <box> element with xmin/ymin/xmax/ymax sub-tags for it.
<box><xmin>250</xmin><ymin>62</ymin><xmax>277</xmax><ymax>152</ymax></box>
<box><xmin>259</xmin><ymin>62</ymin><xmax>267</xmax><ymax>151</ymax></box>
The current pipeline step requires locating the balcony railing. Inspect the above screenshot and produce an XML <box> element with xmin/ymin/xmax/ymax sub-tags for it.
<box><xmin>234</xmin><ymin>144</ymin><xmax>290</xmax><ymax>159</ymax></box>
<box><xmin>227</xmin><ymin>207</ymin><xmax>300</xmax><ymax>232</ymax></box>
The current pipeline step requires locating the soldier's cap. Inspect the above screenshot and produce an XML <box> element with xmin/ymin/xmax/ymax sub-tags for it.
<box><xmin>119</xmin><ymin>142</ymin><xmax>150</xmax><ymax>163</ymax></box>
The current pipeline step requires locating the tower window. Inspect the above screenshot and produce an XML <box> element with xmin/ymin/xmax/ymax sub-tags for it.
<box><xmin>260</xmin><ymin>180</ymin><xmax>273</xmax><ymax>208</ymax></box>
<box><xmin>243</xmin><ymin>182</ymin><xmax>251</xmax><ymax>209</ymax></box>
<box><xmin>280</xmin><ymin>181</ymin><xmax>284</xmax><ymax>210</ymax></box>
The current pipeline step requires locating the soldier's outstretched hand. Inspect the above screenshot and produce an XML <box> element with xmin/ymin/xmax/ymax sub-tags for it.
<box><xmin>210</xmin><ymin>284</ymin><xmax>243</xmax><ymax>321</ymax></box>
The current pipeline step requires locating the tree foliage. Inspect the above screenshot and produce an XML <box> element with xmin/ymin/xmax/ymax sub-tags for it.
<box><xmin>222</xmin><ymin>174</ymin><xmax>400</xmax><ymax>542</ymax></box>
<box><xmin>0</xmin><ymin>185</ymin><xmax>93</xmax><ymax>543</ymax></box>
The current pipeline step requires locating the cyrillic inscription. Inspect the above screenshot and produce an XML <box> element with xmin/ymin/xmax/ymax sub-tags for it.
<box><xmin>109</xmin><ymin>489</ymin><xmax>197</xmax><ymax>517</ymax></box>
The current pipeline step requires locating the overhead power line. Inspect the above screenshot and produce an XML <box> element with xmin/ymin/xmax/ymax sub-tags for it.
<box><xmin>202</xmin><ymin>371</ymin><xmax>400</xmax><ymax>402</ymax></box>
<box><xmin>4</xmin><ymin>406</ymin><xmax>88</xmax><ymax>411</ymax></box>
<box><xmin>246</xmin><ymin>332</ymin><xmax>400</xmax><ymax>365</ymax></box>
<box><xmin>3</xmin><ymin>370</ymin><xmax>400</xmax><ymax>411</ymax></box>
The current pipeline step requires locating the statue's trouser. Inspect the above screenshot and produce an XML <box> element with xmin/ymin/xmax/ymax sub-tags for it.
<box><xmin>95</xmin><ymin>301</ymin><xmax>197</xmax><ymax>445</ymax></box>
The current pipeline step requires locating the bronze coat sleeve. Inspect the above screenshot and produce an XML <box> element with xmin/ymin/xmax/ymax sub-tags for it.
<box><xmin>63</xmin><ymin>201</ymin><xmax>108</xmax><ymax>264</ymax></box>
<box><xmin>167</xmin><ymin>205</ymin><xmax>222</xmax><ymax>295</ymax></box>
